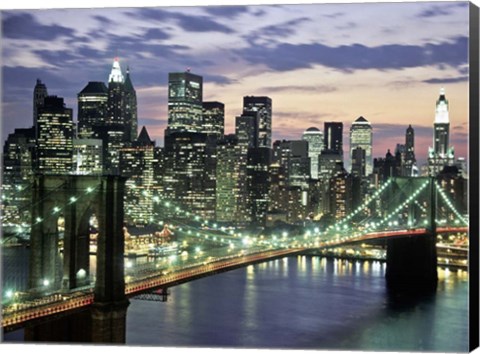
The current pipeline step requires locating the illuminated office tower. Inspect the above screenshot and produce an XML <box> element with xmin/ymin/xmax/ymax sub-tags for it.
<box><xmin>73</xmin><ymin>138</ymin><xmax>103</xmax><ymax>174</ymax></box>
<box><xmin>120</xmin><ymin>127</ymin><xmax>156</xmax><ymax>225</ymax></box>
<box><xmin>36</xmin><ymin>96</ymin><xmax>74</xmax><ymax>174</ymax></box>
<box><xmin>351</xmin><ymin>146</ymin><xmax>366</xmax><ymax>178</ymax></box>
<box><xmin>215</xmin><ymin>135</ymin><xmax>246</xmax><ymax>223</ymax></box>
<box><xmin>2</xmin><ymin>127</ymin><xmax>36</xmax><ymax>224</ymax></box>
<box><xmin>272</xmin><ymin>140</ymin><xmax>309</xmax><ymax>187</ymax></box>
<box><xmin>242</xmin><ymin>96</ymin><xmax>272</xmax><ymax>148</ymax></box>
<box><xmin>324</xmin><ymin>122</ymin><xmax>343</xmax><ymax>154</ymax></box>
<box><xmin>319</xmin><ymin>122</ymin><xmax>344</xmax><ymax>180</ymax></box>
<box><xmin>164</xmin><ymin>132</ymin><xmax>216</xmax><ymax>221</ymax></box>
<box><xmin>124</xmin><ymin>67</ymin><xmax>138</xmax><ymax>142</ymax></box>
<box><xmin>302</xmin><ymin>127</ymin><xmax>323</xmax><ymax>179</ymax></box>
<box><xmin>246</xmin><ymin>147</ymin><xmax>271</xmax><ymax>226</ymax></box>
<box><xmin>105</xmin><ymin>58</ymin><xmax>138</xmax><ymax>172</ymax></box>
<box><xmin>404</xmin><ymin>125</ymin><xmax>416</xmax><ymax>176</ymax></box>
<box><xmin>349</xmin><ymin>116</ymin><xmax>372</xmax><ymax>176</ymax></box>
<box><xmin>33</xmin><ymin>79</ymin><xmax>48</xmax><ymax>138</ymax></box>
<box><xmin>428</xmin><ymin>88</ymin><xmax>454</xmax><ymax>175</ymax></box>
<box><xmin>167</xmin><ymin>71</ymin><xmax>203</xmax><ymax>134</ymax></box>
<box><xmin>77</xmin><ymin>81</ymin><xmax>108</xmax><ymax>139</ymax></box>
<box><xmin>202</xmin><ymin>101</ymin><xmax>225</xmax><ymax>140</ymax></box>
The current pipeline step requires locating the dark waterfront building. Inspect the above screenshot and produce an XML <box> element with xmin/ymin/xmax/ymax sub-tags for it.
<box><xmin>202</xmin><ymin>101</ymin><xmax>225</xmax><ymax>140</ymax></box>
<box><xmin>77</xmin><ymin>81</ymin><xmax>108</xmax><ymax>139</ymax></box>
<box><xmin>33</xmin><ymin>79</ymin><xmax>48</xmax><ymax>138</ymax></box>
<box><xmin>242</xmin><ymin>96</ymin><xmax>272</xmax><ymax>148</ymax></box>
<box><xmin>167</xmin><ymin>71</ymin><xmax>203</xmax><ymax>134</ymax></box>
<box><xmin>36</xmin><ymin>96</ymin><xmax>74</xmax><ymax>174</ymax></box>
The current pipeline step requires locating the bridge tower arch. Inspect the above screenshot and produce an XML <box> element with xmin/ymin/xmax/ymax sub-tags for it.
<box><xmin>385</xmin><ymin>177</ymin><xmax>438</xmax><ymax>292</ymax></box>
<box><xmin>29</xmin><ymin>174</ymin><xmax>129</xmax><ymax>342</ymax></box>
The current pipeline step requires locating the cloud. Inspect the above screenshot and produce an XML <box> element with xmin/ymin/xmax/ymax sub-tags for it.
<box><xmin>143</xmin><ymin>28</ymin><xmax>171</xmax><ymax>41</ymax></box>
<box><xmin>130</xmin><ymin>8</ymin><xmax>234</xmax><ymax>34</ymax></box>
<box><xmin>259</xmin><ymin>85</ymin><xmax>337</xmax><ymax>94</ymax></box>
<box><xmin>33</xmin><ymin>50</ymin><xmax>79</xmax><ymax>67</ymax></box>
<box><xmin>203</xmin><ymin>5</ymin><xmax>249</xmax><ymax>18</ymax></box>
<box><xmin>423</xmin><ymin>76</ymin><xmax>469</xmax><ymax>84</ymax></box>
<box><xmin>237</xmin><ymin>36</ymin><xmax>468</xmax><ymax>72</ymax></box>
<box><xmin>258</xmin><ymin>17</ymin><xmax>311</xmax><ymax>38</ymax></box>
<box><xmin>2</xmin><ymin>12</ymin><xmax>76</xmax><ymax>41</ymax></box>
<box><xmin>417</xmin><ymin>3</ymin><xmax>468</xmax><ymax>18</ymax></box>
<box><xmin>203</xmin><ymin>74</ymin><xmax>237</xmax><ymax>86</ymax></box>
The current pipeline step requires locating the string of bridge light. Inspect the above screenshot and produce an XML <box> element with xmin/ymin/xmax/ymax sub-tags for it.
<box><xmin>361</xmin><ymin>180</ymin><xmax>430</xmax><ymax>232</ymax></box>
<box><xmin>152</xmin><ymin>211</ymin><xmax>244</xmax><ymax>248</ymax></box>
<box><xmin>334</xmin><ymin>178</ymin><xmax>393</xmax><ymax>229</ymax></box>
<box><xmin>1</xmin><ymin>182</ymin><xmax>68</xmax><ymax>223</ymax></box>
<box><xmin>4</xmin><ymin>185</ymin><xmax>99</xmax><ymax>238</ymax></box>
<box><xmin>434</xmin><ymin>182</ymin><xmax>468</xmax><ymax>225</ymax></box>
<box><xmin>138</xmin><ymin>190</ymin><xmax>237</xmax><ymax>236</ymax></box>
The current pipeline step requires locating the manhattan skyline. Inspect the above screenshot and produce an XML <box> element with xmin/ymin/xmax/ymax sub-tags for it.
<box><xmin>1</xmin><ymin>1</ymin><xmax>470</xmax><ymax>166</ymax></box>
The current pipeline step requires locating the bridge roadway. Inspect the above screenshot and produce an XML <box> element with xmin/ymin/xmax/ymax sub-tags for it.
<box><xmin>1</xmin><ymin>248</ymin><xmax>305</xmax><ymax>332</ymax></box>
<box><xmin>1</xmin><ymin>226</ymin><xmax>468</xmax><ymax>332</ymax></box>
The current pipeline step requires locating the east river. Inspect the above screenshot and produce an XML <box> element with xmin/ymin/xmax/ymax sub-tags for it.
<box><xmin>3</xmin><ymin>249</ymin><xmax>469</xmax><ymax>352</ymax></box>
<box><xmin>126</xmin><ymin>256</ymin><xmax>468</xmax><ymax>351</ymax></box>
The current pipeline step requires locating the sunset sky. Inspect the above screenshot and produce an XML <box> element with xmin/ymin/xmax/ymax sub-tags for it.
<box><xmin>1</xmin><ymin>1</ymin><xmax>471</xmax><ymax>167</ymax></box>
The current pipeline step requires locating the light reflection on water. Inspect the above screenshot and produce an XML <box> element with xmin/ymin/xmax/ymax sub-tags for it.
<box><xmin>126</xmin><ymin>256</ymin><xmax>468</xmax><ymax>352</ymax></box>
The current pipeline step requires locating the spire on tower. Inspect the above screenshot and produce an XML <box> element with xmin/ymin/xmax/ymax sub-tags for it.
<box><xmin>108</xmin><ymin>57</ymin><xmax>124</xmax><ymax>83</ymax></box>
<box><xmin>435</xmin><ymin>88</ymin><xmax>449</xmax><ymax>124</ymax></box>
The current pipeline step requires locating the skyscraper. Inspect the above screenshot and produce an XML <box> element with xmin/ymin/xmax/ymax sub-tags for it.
<box><xmin>202</xmin><ymin>101</ymin><xmax>225</xmax><ymax>139</ymax></box>
<box><xmin>349</xmin><ymin>116</ymin><xmax>372</xmax><ymax>176</ymax></box>
<box><xmin>36</xmin><ymin>96</ymin><xmax>74</xmax><ymax>174</ymax></box>
<box><xmin>242</xmin><ymin>96</ymin><xmax>272</xmax><ymax>148</ymax></box>
<box><xmin>216</xmin><ymin>135</ymin><xmax>246</xmax><ymax>223</ymax></box>
<box><xmin>404</xmin><ymin>125</ymin><xmax>416</xmax><ymax>176</ymax></box>
<box><xmin>120</xmin><ymin>126</ymin><xmax>156</xmax><ymax>225</ymax></box>
<box><xmin>2</xmin><ymin>127</ymin><xmax>36</xmax><ymax>224</ymax></box>
<box><xmin>319</xmin><ymin>122</ymin><xmax>344</xmax><ymax>179</ymax></box>
<box><xmin>428</xmin><ymin>88</ymin><xmax>454</xmax><ymax>175</ymax></box>
<box><xmin>124</xmin><ymin>67</ymin><xmax>138</xmax><ymax>142</ymax></box>
<box><xmin>235</xmin><ymin>114</ymin><xmax>258</xmax><ymax>149</ymax></box>
<box><xmin>167</xmin><ymin>71</ymin><xmax>203</xmax><ymax>134</ymax></box>
<box><xmin>302</xmin><ymin>127</ymin><xmax>323</xmax><ymax>179</ymax></box>
<box><xmin>33</xmin><ymin>79</ymin><xmax>48</xmax><ymax>138</ymax></box>
<box><xmin>107</xmin><ymin>58</ymin><xmax>126</xmax><ymax>130</ymax></box>
<box><xmin>77</xmin><ymin>81</ymin><xmax>108</xmax><ymax>139</ymax></box>
<box><xmin>324</xmin><ymin>122</ymin><xmax>343</xmax><ymax>155</ymax></box>
<box><xmin>163</xmin><ymin>132</ymin><xmax>216</xmax><ymax>221</ymax></box>
<box><xmin>105</xmin><ymin>58</ymin><xmax>138</xmax><ymax>172</ymax></box>
<box><xmin>72</xmin><ymin>138</ymin><xmax>103</xmax><ymax>175</ymax></box>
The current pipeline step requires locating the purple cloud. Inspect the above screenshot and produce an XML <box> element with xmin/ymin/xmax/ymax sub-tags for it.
<box><xmin>237</xmin><ymin>36</ymin><xmax>468</xmax><ymax>72</ymax></box>
<box><xmin>2</xmin><ymin>12</ymin><xmax>76</xmax><ymax>41</ymax></box>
